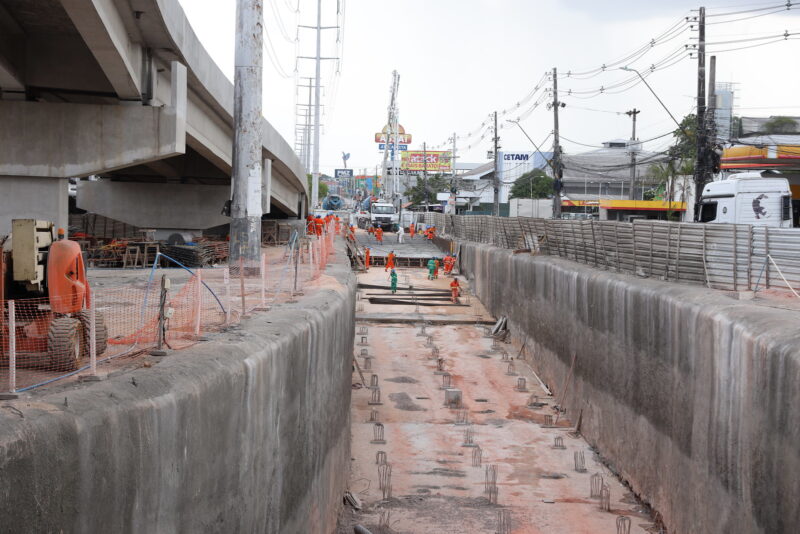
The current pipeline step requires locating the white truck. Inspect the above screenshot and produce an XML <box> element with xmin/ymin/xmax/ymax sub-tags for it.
<box><xmin>369</xmin><ymin>200</ymin><xmax>399</xmax><ymax>232</ymax></box>
<box><xmin>698</xmin><ymin>173</ymin><xmax>794</xmax><ymax>228</ymax></box>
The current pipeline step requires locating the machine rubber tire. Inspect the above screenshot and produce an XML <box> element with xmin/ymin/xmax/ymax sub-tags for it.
<box><xmin>47</xmin><ymin>317</ymin><xmax>83</xmax><ymax>371</ymax></box>
<box><xmin>79</xmin><ymin>310</ymin><xmax>109</xmax><ymax>357</ymax></box>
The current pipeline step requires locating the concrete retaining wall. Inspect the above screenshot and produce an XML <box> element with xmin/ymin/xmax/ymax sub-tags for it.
<box><xmin>0</xmin><ymin>252</ymin><xmax>355</xmax><ymax>533</ymax></box>
<box><xmin>454</xmin><ymin>241</ymin><xmax>800</xmax><ymax>534</ymax></box>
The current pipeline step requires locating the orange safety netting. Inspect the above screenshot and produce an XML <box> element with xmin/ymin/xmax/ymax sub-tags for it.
<box><xmin>1</xmin><ymin>229</ymin><xmax>338</xmax><ymax>393</ymax></box>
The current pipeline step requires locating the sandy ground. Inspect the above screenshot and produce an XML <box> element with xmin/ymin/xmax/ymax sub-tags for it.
<box><xmin>340</xmin><ymin>267</ymin><xmax>661</xmax><ymax>534</ymax></box>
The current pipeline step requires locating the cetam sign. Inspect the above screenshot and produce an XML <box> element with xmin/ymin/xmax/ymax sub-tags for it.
<box><xmin>374</xmin><ymin>124</ymin><xmax>412</xmax><ymax>145</ymax></box>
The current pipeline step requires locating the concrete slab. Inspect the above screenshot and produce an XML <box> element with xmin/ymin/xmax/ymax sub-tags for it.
<box><xmin>356</xmin><ymin>228</ymin><xmax>443</xmax><ymax>260</ymax></box>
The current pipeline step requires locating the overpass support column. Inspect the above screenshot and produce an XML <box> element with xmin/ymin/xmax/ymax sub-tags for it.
<box><xmin>0</xmin><ymin>177</ymin><xmax>68</xmax><ymax>237</ymax></box>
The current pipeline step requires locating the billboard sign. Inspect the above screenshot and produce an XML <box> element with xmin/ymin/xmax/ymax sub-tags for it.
<box><xmin>375</xmin><ymin>132</ymin><xmax>412</xmax><ymax>144</ymax></box>
<box><xmin>334</xmin><ymin>169</ymin><xmax>354</xmax><ymax>179</ymax></box>
<box><xmin>401</xmin><ymin>151</ymin><xmax>453</xmax><ymax>172</ymax></box>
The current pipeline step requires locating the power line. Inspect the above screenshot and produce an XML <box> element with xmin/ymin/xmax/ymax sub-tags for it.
<box><xmin>705</xmin><ymin>1</ymin><xmax>795</xmax><ymax>17</ymax></box>
<box><xmin>706</xmin><ymin>4</ymin><xmax>798</xmax><ymax>24</ymax></box>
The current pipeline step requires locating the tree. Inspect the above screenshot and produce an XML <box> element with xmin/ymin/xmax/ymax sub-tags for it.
<box><xmin>669</xmin><ymin>114</ymin><xmax>696</xmax><ymax>164</ymax></box>
<box><xmin>764</xmin><ymin>116</ymin><xmax>799</xmax><ymax>134</ymax></box>
<box><xmin>307</xmin><ymin>173</ymin><xmax>328</xmax><ymax>198</ymax></box>
<box><xmin>405</xmin><ymin>173</ymin><xmax>451</xmax><ymax>205</ymax></box>
<box><xmin>509</xmin><ymin>169</ymin><xmax>553</xmax><ymax>199</ymax></box>
<box><xmin>660</xmin><ymin>114</ymin><xmax>700</xmax><ymax>177</ymax></box>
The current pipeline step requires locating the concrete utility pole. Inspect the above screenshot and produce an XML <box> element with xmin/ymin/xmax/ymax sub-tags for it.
<box><xmin>231</xmin><ymin>0</ymin><xmax>264</xmax><ymax>264</ymax></box>
<box><xmin>551</xmin><ymin>67</ymin><xmax>563</xmax><ymax>219</ymax></box>
<box><xmin>492</xmin><ymin>111</ymin><xmax>500</xmax><ymax>216</ymax></box>
<box><xmin>452</xmin><ymin>131</ymin><xmax>457</xmax><ymax>199</ymax></box>
<box><xmin>423</xmin><ymin>142</ymin><xmax>429</xmax><ymax>206</ymax></box>
<box><xmin>626</xmin><ymin>108</ymin><xmax>640</xmax><ymax>200</ymax></box>
<box><xmin>311</xmin><ymin>0</ymin><xmax>323</xmax><ymax>209</ymax></box>
<box><xmin>693</xmin><ymin>6</ymin><xmax>707</xmax><ymax>213</ymax></box>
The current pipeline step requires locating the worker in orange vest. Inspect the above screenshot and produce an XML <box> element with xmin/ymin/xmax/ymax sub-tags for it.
<box><xmin>334</xmin><ymin>215</ymin><xmax>341</xmax><ymax>234</ymax></box>
<box><xmin>445</xmin><ymin>254</ymin><xmax>456</xmax><ymax>275</ymax></box>
<box><xmin>450</xmin><ymin>278</ymin><xmax>460</xmax><ymax>303</ymax></box>
<box><xmin>306</xmin><ymin>214</ymin><xmax>315</xmax><ymax>235</ymax></box>
<box><xmin>364</xmin><ymin>247</ymin><xmax>370</xmax><ymax>271</ymax></box>
<box><xmin>385</xmin><ymin>250</ymin><xmax>396</xmax><ymax>272</ymax></box>
<box><xmin>428</xmin><ymin>226</ymin><xmax>436</xmax><ymax>240</ymax></box>
<box><xmin>409</xmin><ymin>224</ymin><xmax>415</xmax><ymax>239</ymax></box>
<box><xmin>367</xmin><ymin>225</ymin><xmax>375</xmax><ymax>237</ymax></box>
<box><xmin>375</xmin><ymin>226</ymin><xmax>383</xmax><ymax>244</ymax></box>
<box><xmin>314</xmin><ymin>216</ymin><xmax>324</xmax><ymax>236</ymax></box>
<box><xmin>433</xmin><ymin>258</ymin><xmax>440</xmax><ymax>279</ymax></box>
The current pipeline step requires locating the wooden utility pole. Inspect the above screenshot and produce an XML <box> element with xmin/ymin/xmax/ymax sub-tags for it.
<box><xmin>231</xmin><ymin>0</ymin><xmax>264</xmax><ymax>264</ymax></box>
<box><xmin>492</xmin><ymin>111</ymin><xmax>500</xmax><ymax>216</ymax></box>
<box><xmin>626</xmin><ymin>109</ymin><xmax>640</xmax><ymax>200</ymax></box>
<box><xmin>552</xmin><ymin>67</ymin><xmax>563</xmax><ymax>219</ymax></box>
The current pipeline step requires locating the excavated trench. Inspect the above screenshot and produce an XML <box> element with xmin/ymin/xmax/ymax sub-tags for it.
<box><xmin>448</xmin><ymin>240</ymin><xmax>800</xmax><ymax>534</ymax></box>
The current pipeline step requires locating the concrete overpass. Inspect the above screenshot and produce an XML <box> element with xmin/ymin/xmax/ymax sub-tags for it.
<box><xmin>0</xmin><ymin>0</ymin><xmax>307</xmax><ymax>237</ymax></box>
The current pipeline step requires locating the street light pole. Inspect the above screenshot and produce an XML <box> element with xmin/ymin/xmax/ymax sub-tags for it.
<box><xmin>620</xmin><ymin>66</ymin><xmax>687</xmax><ymax>136</ymax></box>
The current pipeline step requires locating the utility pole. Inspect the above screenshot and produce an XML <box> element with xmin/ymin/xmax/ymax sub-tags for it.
<box><xmin>693</xmin><ymin>6</ymin><xmax>707</xmax><ymax>213</ymax></box>
<box><xmin>231</xmin><ymin>0</ymin><xmax>263</xmax><ymax>264</ymax></box>
<box><xmin>551</xmin><ymin>67</ymin><xmax>563</xmax><ymax>219</ymax></box>
<box><xmin>626</xmin><ymin>108</ymin><xmax>640</xmax><ymax>200</ymax></box>
<box><xmin>297</xmin><ymin>2</ymin><xmax>338</xmax><ymax>209</ymax></box>
<box><xmin>451</xmin><ymin>132</ymin><xmax>457</xmax><ymax>214</ymax></box>
<box><xmin>492</xmin><ymin>111</ymin><xmax>500</xmax><ymax>216</ymax></box>
<box><xmin>423</xmin><ymin>142</ymin><xmax>429</xmax><ymax>207</ymax></box>
<box><xmin>311</xmin><ymin>0</ymin><xmax>323</xmax><ymax>210</ymax></box>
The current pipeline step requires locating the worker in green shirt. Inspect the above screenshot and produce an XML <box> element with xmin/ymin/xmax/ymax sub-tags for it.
<box><xmin>390</xmin><ymin>269</ymin><xmax>398</xmax><ymax>294</ymax></box>
<box><xmin>427</xmin><ymin>258</ymin><xmax>436</xmax><ymax>280</ymax></box>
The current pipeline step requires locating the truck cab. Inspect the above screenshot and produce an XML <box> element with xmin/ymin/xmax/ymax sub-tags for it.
<box><xmin>698</xmin><ymin>173</ymin><xmax>794</xmax><ymax>228</ymax></box>
<box><xmin>369</xmin><ymin>201</ymin><xmax>399</xmax><ymax>232</ymax></box>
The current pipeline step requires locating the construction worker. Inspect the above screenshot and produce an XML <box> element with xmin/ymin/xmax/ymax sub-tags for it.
<box><xmin>434</xmin><ymin>257</ymin><xmax>440</xmax><ymax>279</ymax></box>
<box><xmin>375</xmin><ymin>226</ymin><xmax>384</xmax><ymax>244</ymax></box>
<box><xmin>409</xmin><ymin>223</ymin><xmax>415</xmax><ymax>239</ymax></box>
<box><xmin>306</xmin><ymin>214</ymin><xmax>315</xmax><ymax>235</ymax></box>
<box><xmin>365</xmin><ymin>247</ymin><xmax>371</xmax><ymax>271</ymax></box>
<box><xmin>367</xmin><ymin>225</ymin><xmax>375</xmax><ymax>237</ymax></box>
<box><xmin>390</xmin><ymin>269</ymin><xmax>398</xmax><ymax>294</ymax></box>
<box><xmin>427</xmin><ymin>257</ymin><xmax>436</xmax><ymax>280</ymax></box>
<box><xmin>428</xmin><ymin>226</ymin><xmax>436</xmax><ymax>240</ymax></box>
<box><xmin>335</xmin><ymin>215</ymin><xmax>341</xmax><ymax>234</ymax></box>
<box><xmin>450</xmin><ymin>278</ymin><xmax>460</xmax><ymax>303</ymax></box>
<box><xmin>385</xmin><ymin>250</ymin><xmax>396</xmax><ymax>272</ymax></box>
<box><xmin>442</xmin><ymin>254</ymin><xmax>451</xmax><ymax>275</ymax></box>
<box><xmin>445</xmin><ymin>254</ymin><xmax>456</xmax><ymax>275</ymax></box>
<box><xmin>314</xmin><ymin>215</ymin><xmax>324</xmax><ymax>237</ymax></box>
<box><xmin>397</xmin><ymin>225</ymin><xmax>404</xmax><ymax>243</ymax></box>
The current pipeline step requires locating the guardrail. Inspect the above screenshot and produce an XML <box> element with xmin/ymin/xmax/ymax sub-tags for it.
<box><xmin>420</xmin><ymin>213</ymin><xmax>800</xmax><ymax>294</ymax></box>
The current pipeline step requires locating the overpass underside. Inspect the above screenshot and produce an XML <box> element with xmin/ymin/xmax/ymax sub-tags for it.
<box><xmin>0</xmin><ymin>0</ymin><xmax>307</xmax><ymax>237</ymax></box>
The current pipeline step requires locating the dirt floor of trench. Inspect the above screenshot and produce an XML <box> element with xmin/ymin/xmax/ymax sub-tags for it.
<box><xmin>338</xmin><ymin>254</ymin><xmax>663</xmax><ymax>534</ymax></box>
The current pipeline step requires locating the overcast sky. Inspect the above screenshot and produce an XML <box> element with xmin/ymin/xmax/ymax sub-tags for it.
<box><xmin>178</xmin><ymin>0</ymin><xmax>800</xmax><ymax>175</ymax></box>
